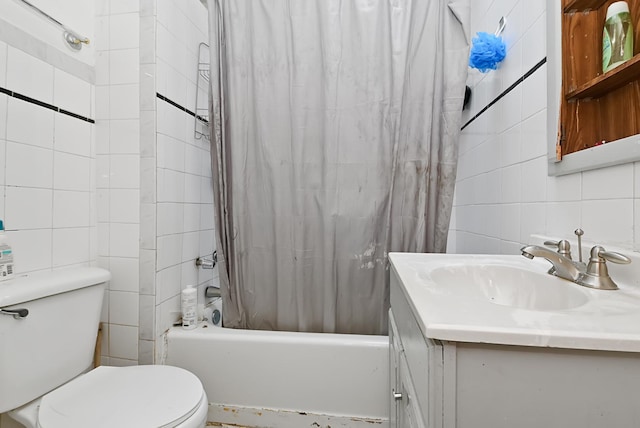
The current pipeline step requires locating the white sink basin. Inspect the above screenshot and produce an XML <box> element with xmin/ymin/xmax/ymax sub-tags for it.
<box><xmin>390</xmin><ymin>252</ymin><xmax>640</xmax><ymax>352</ymax></box>
<box><xmin>428</xmin><ymin>265</ymin><xmax>590</xmax><ymax>311</ymax></box>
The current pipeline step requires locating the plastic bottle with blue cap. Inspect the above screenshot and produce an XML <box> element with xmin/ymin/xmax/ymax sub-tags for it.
<box><xmin>0</xmin><ymin>220</ymin><xmax>14</xmax><ymax>281</ymax></box>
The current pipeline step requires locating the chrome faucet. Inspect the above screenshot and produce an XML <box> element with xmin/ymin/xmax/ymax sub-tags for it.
<box><xmin>521</xmin><ymin>245</ymin><xmax>583</xmax><ymax>282</ymax></box>
<box><xmin>521</xmin><ymin>231</ymin><xmax>631</xmax><ymax>290</ymax></box>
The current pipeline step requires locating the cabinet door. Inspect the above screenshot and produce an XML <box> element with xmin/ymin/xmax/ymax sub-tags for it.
<box><xmin>398</xmin><ymin>353</ymin><xmax>426</xmax><ymax>428</ymax></box>
<box><xmin>389</xmin><ymin>311</ymin><xmax>402</xmax><ymax>428</ymax></box>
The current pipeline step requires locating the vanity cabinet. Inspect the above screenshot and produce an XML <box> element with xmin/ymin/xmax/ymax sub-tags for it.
<box><xmin>389</xmin><ymin>263</ymin><xmax>640</xmax><ymax>428</ymax></box>
<box><xmin>558</xmin><ymin>0</ymin><xmax>640</xmax><ymax>156</ymax></box>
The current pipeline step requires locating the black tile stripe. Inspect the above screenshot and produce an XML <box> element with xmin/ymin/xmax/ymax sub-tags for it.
<box><xmin>157</xmin><ymin>92</ymin><xmax>209</xmax><ymax>124</ymax></box>
<box><xmin>461</xmin><ymin>57</ymin><xmax>547</xmax><ymax>131</ymax></box>
<box><xmin>0</xmin><ymin>85</ymin><xmax>95</xmax><ymax>123</ymax></box>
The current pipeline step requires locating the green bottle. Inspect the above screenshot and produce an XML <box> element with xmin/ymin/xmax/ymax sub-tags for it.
<box><xmin>603</xmin><ymin>1</ymin><xmax>634</xmax><ymax>73</ymax></box>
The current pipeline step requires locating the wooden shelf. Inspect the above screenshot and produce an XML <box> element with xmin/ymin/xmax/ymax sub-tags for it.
<box><xmin>563</xmin><ymin>0</ymin><xmax>606</xmax><ymax>13</ymax></box>
<box><xmin>565</xmin><ymin>54</ymin><xmax>640</xmax><ymax>100</ymax></box>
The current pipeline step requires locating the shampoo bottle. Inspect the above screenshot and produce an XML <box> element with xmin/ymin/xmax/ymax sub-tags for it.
<box><xmin>0</xmin><ymin>220</ymin><xmax>14</xmax><ymax>281</ymax></box>
<box><xmin>181</xmin><ymin>285</ymin><xmax>197</xmax><ymax>330</ymax></box>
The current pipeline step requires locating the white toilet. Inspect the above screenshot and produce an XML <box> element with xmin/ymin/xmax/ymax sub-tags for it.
<box><xmin>0</xmin><ymin>267</ymin><xmax>208</xmax><ymax>428</ymax></box>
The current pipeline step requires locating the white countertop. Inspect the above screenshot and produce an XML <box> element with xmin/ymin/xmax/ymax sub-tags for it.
<box><xmin>389</xmin><ymin>252</ymin><xmax>640</xmax><ymax>353</ymax></box>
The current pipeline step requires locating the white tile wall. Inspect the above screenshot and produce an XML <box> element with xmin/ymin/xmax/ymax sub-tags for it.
<box><xmin>95</xmin><ymin>0</ymin><xmax>142</xmax><ymax>366</ymax></box>
<box><xmin>452</xmin><ymin>0</ymin><xmax>640</xmax><ymax>255</ymax></box>
<box><xmin>0</xmin><ymin>43</ymin><xmax>96</xmax><ymax>281</ymax></box>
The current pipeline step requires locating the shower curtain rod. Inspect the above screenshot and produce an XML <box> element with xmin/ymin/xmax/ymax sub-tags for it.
<box><xmin>15</xmin><ymin>0</ymin><xmax>90</xmax><ymax>51</ymax></box>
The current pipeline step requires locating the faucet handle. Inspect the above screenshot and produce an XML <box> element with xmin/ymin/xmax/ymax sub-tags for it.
<box><xmin>597</xmin><ymin>248</ymin><xmax>631</xmax><ymax>265</ymax></box>
<box><xmin>578</xmin><ymin>246</ymin><xmax>631</xmax><ymax>290</ymax></box>
<box><xmin>544</xmin><ymin>239</ymin><xmax>572</xmax><ymax>259</ymax></box>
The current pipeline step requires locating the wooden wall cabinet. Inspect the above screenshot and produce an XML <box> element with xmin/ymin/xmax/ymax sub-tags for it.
<box><xmin>559</xmin><ymin>0</ymin><xmax>640</xmax><ymax>157</ymax></box>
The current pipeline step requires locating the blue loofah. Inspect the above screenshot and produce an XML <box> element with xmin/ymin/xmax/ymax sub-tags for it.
<box><xmin>469</xmin><ymin>32</ymin><xmax>506</xmax><ymax>72</ymax></box>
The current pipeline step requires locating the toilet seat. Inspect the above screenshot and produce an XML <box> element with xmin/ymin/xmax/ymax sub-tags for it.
<box><xmin>37</xmin><ymin>365</ymin><xmax>205</xmax><ymax>428</ymax></box>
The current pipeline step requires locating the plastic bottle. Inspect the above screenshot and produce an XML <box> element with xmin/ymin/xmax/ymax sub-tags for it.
<box><xmin>603</xmin><ymin>1</ymin><xmax>634</xmax><ymax>73</ymax></box>
<box><xmin>0</xmin><ymin>220</ymin><xmax>14</xmax><ymax>282</ymax></box>
<box><xmin>181</xmin><ymin>285</ymin><xmax>197</xmax><ymax>330</ymax></box>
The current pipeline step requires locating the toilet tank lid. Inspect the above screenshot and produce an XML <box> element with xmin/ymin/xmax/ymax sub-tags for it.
<box><xmin>0</xmin><ymin>267</ymin><xmax>110</xmax><ymax>307</ymax></box>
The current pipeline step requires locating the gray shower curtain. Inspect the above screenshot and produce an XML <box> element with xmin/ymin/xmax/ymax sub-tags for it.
<box><xmin>208</xmin><ymin>0</ymin><xmax>469</xmax><ymax>334</ymax></box>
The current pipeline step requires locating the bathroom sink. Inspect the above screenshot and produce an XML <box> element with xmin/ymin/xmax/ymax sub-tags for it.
<box><xmin>428</xmin><ymin>265</ymin><xmax>590</xmax><ymax>311</ymax></box>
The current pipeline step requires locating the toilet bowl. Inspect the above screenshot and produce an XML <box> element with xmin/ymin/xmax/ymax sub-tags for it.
<box><xmin>9</xmin><ymin>365</ymin><xmax>208</xmax><ymax>428</ymax></box>
<box><xmin>0</xmin><ymin>268</ymin><xmax>208</xmax><ymax>428</ymax></box>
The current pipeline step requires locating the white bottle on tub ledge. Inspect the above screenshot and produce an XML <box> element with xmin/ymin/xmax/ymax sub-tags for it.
<box><xmin>182</xmin><ymin>284</ymin><xmax>197</xmax><ymax>330</ymax></box>
<box><xmin>0</xmin><ymin>220</ymin><xmax>14</xmax><ymax>282</ymax></box>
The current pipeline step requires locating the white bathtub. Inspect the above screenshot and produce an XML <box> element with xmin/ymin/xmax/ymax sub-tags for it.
<box><xmin>165</xmin><ymin>324</ymin><xmax>390</xmax><ymax>428</ymax></box>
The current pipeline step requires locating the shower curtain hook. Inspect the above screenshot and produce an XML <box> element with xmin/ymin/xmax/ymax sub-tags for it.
<box><xmin>494</xmin><ymin>16</ymin><xmax>507</xmax><ymax>37</ymax></box>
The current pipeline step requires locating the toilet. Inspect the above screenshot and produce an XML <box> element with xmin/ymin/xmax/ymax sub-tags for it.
<box><xmin>0</xmin><ymin>267</ymin><xmax>208</xmax><ymax>428</ymax></box>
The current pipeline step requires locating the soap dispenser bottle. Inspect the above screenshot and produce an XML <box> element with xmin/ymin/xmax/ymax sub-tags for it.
<box><xmin>0</xmin><ymin>220</ymin><xmax>14</xmax><ymax>281</ymax></box>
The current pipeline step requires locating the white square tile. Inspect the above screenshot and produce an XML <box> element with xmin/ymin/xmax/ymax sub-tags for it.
<box><xmin>96</xmin><ymin>154</ymin><xmax>111</xmax><ymax>189</ymax></box>
<box><xmin>500</xmin><ymin>164</ymin><xmax>521</xmax><ymax>203</ymax></box>
<box><xmin>110</xmin><ymin>290</ymin><xmax>139</xmax><ymax>326</ymax></box>
<box><xmin>96</xmin><ymin>51</ymin><xmax>110</xmax><ymax>86</ymax></box>
<box><xmin>582</xmin><ymin>199</ymin><xmax>633</xmax><ymax>247</ymax></box>
<box><xmin>182</xmin><ymin>231</ymin><xmax>200</xmax><ymax>263</ymax></box>
<box><xmin>546</xmin><ymin>172</ymin><xmax>581</xmax><ymax>202</ymax></box>
<box><xmin>520</xmin><ymin>157</ymin><xmax>547</xmax><ymax>202</ymax></box>
<box><xmin>546</xmin><ymin>202</ymin><xmax>582</xmax><ymax>239</ymax></box>
<box><xmin>200</xmin><ymin>203</ymin><xmax>215</xmax><ymax>231</ymax></box>
<box><xmin>521</xmin><ymin>64</ymin><xmax>547</xmax><ymax>121</ymax></box>
<box><xmin>185</xmin><ymin>173</ymin><xmax>201</xmax><ymax>203</ymax></box>
<box><xmin>97</xmin><ymin>189</ymin><xmax>110</xmax><ymax>222</ymax></box>
<box><xmin>498</xmin><ymin>124</ymin><xmax>521</xmax><ymax>168</ymax></box>
<box><xmin>6</xmin><ymin>229</ymin><xmax>52</xmax><ymax>273</ymax></box>
<box><xmin>95</xmin><ymin>120</ymin><xmax>110</xmax><ymax>155</ymax></box>
<box><xmin>110</xmin><ymin>119</ymin><xmax>140</xmax><ymax>154</ymax></box>
<box><xmin>53</xmin><ymin>190</ymin><xmax>91</xmax><ymax>228</ymax></box>
<box><xmin>157</xmin><ymin>233</ymin><xmax>183</xmax><ymax>270</ymax></box>
<box><xmin>198</xmin><ymin>229</ymin><xmax>215</xmax><ymax>259</ymax></box>
<box><xmin>5</xmin><ymin>186</ymin><xmax>53</xmax><ymax>229</ymax></box>
<box><xmin>54</xmin><ymin>114</ymin><xmax>92</xmax><ymax>156</ymax></box>
<box><xmin>98</xmin><ymin>223</ymin><xmax>110</xmax><ymax>256</ymax></box>
<box><xmin>520</xmin><ymin>109</ymin><xmax>546</xmax><ymax>161</ymax></box>
<box><xmin>6</xmin><ymin>97</ymin><xmax>55</xmax><ymax>148</ymax></box>
<box><xmin>157</xmin><ymin>168</ymin><xmax>184</xmax><ymax>203</ymax></box>
<box><xmin>54</xmin><ymin>69</ymin><xmax>91</xmax><ymax>117</ymax></box>
<box><xmin>140</xmin><ymin>203</ymin><xmax>156</xmax><ymax>250</ymax></box>
<box><xmin>184</xmin><ymin>203</ymin><xmax>200</xmax><ymax>233</ymax></box>
<box><xmin>181</xmin><ymin>260</ymin><xmax>198</xmax><ymax>289</ymax></box>
<box><xmin>110</xmin><ymin>223</ymin><xmax>139</xmax><ymax>258</ymax></box>
<box><xmin>138</xmin><ymin>339</ymin><xmax>154</xmax><ymax>364</ymax></box>
<box><xmin>109</xmin><ymin>188</ymin><xmax>140</xmax><ymax>223</ymax></box>
<box><xmin>110</xmin><ymin>154</ymin><xmax>140</xmax><ymax>189</ymax></box>
<box><xmin>140</xmin><ymin>158</ymin><xmax>156</xmax><ymax>204</ymax></box>
<box><xmin>522</xmin><ymin>12</ymin><xmax>547</xmax><ymax>72</ymax></box>
<box><xmin>110</xmin><ymin>49</ymin><xmax>140</xmax><ymax>85</ymax></box>
<box><xmin>54</xmin><ymin>152</ymin><xmax>91</xmax><ymax>191</ymax></box>
<box><xmin>109</xmin><ymin>256</ymin><xmax>140</xmax><ymax>292</ymax></box>
<box><xmin>156</xmin><ymin>264</ymin><xmax>182</xmax><ymax>303</ymax></box>
<box><xmin>109</xmin><ymin>324</ymin><xmax>139</xmax><ymax>360</ymax></box>
<box><xmin>139</xmin><ymin>248</ymin><xmax>156</xmax><ymax>295</ymax></box>
<box><xmin>519</xmin><ymin>202</ymin><xmax>546</xmax><ymax>244</ymax></box>
<box><xmin>184</xmin><ymin>143</ymin><xmax>202</xmax><ymax>175</ymax></box>
<box><xmin>5</xmin><ymin>142</ymin><xmax>53</xmax><ymax>188</ymax></box>
<box><xmin>157</xmin><ymin>134</ymin><xmax>185</xmax><ymax>171</ymax></box>
<box><xmin>157</xmin><ymin>203</ymin><xmax>184</xmax><ymax>236</ymax></box>
<box><xmin>582</xmin><ymin>163</ymin><xmax>633</xmax><ymax>200</ymax></box>
<box><xmin>109</xmin><ymin>84</ymin><xmax>140</xmax><ymax>119</ymax></box>
<box><xmin>139</xmin><ymin>295</ymin><xmax>155</xmax><ymax>341</ymax></box>
<box><xmin>95</xmin><ymin>86</ymin><xmax>110</xmax><ymax>120</ymax></box>
<box><xmin>52</xmin><ymin>227</ymin><xmax>90</xmax><ymax>267</ymax></box>
<box><xmin>110</xmin><ymin>13</ymin><xmax>140</xmax><ymax>50</ymax></box>
<box><xmin>6</xmin><ymin>47</ymin><xmax>54</xmax><ymax>103</ymax></box>
<box><xmin>155</xmin><ymin>295</ymin><xmax>180</xmax><ymax>337</ymax></box>
<box><xmin>499</xmin><ymin>204</ymin><xmax>521</xmax><ymax>242</ymax></box>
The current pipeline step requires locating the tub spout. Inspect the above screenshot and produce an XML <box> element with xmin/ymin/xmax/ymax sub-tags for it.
<box><xmin>520</xmin><ymin>245</ymin><xmax>583</xmax><ymax>282</ymax></box>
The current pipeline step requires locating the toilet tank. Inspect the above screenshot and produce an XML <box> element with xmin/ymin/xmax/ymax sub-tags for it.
<box><xmin>0</xmin><ymin>267</ymin><xmax>110</xmax><ymax>413</ymax></box>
